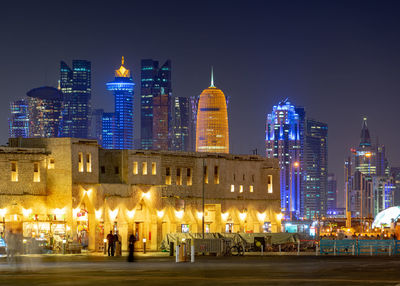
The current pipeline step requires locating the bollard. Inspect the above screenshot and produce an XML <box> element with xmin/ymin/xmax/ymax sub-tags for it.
<box><xmin>334</xmin><ymin>241</ymin><xmax>336</xmax><ymax>256</ymax></box>
<box><xmin>316</xmin><ymin>245</ymin><xmax>319</xmax><ymax>256</ymax></box>
<box><xmin>389</xmin><ymin>244</ymin><xmax>392</xmax><ymax>256</ymax></box>
<box><xmin>176</xmin><ymin>245</ymin><xmax>180</xmax><ymax>263</ymax></box>
<box><xmin>169</xmin><ymin>242</ymin><xmax>174</xmax><ymax>256</ymax></box>
<box><xmin>63</xmin><ymin>239</ymin><xmax>67</xmax><ymax>255</ymax></box>
<box><xmin>261</xmin><ymin>245</ymin><xmax>263</xmax><ymax>256</ymax></box>
<box><xmin>191</xmin><ymin>244</ymin><xmax>195</xmax><ymax>263</ymax></box>
<box><xmin>352</xmin><ymin>245</ymin><xmax>355</xmax><ymax>256</ymax></box>
<box><xmin>104</xmin><ymin>239</ymin><xmax>107</xmax><ymax>255</ymax></box>
<box><xmin>279</xmin><ymin>244</ymin><xmax>281</xmax><ymax>254</ymax></box>
<box><xmin>297</xmin><ymin>241</ymin><xmax>300</xmax><ymax>256</ymax></box>
<box><xmin>143</xmin><ymin>238</ymin><xmax>147</xmax><ymax>254</ymax></box>
<box><xmin>370</xmin><ymin>245</ymin><xmax>373</xmax><ymax>256</ymax></box>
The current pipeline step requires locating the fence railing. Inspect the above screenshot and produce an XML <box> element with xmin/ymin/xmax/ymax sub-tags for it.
<box><xmin>319</xmin><ymin>239</ymin><xmax>400</xmax><ymax>256</ymax></box>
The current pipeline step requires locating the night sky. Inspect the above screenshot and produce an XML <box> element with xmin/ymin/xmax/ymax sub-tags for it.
<box><xmin>2</xmin><ymin>0</ymin><xmax>400</xmax><ymax>207</ymax></box>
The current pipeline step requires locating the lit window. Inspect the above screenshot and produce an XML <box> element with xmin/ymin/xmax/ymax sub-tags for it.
<box><xmin>181</xmin><ymin>224</ymin><xmax>190</xmax><ymax>233</ymax></box>
<box><xmin>187</xmin><ymin>168</ymin><xmax>192</xmax><ymax>186</ymax></box>
<box><xmin>33</xmin><ymin>162</ymin><xmax>40</xmax><ymax>182</ymax></box>
<box><xmin>142</xmin><ymin>162</ymin><xmax>147</xmax><ymax>175</ymax></box>
<box><xmin>230</xmin><ymin>185</ymin><xmax>235</xmax><ymax>192</ymax></box>
<box><xmin>152</xmin><ymin>162</ymin><xmax>156</xmax><ymax>175</ymax></box>
<box><xmin>165</xmin><ymin>167</ymin><xmax>171</xmax><ymax>185</ymax></box>
<box><xmin>48</xmin><ymin>158</ymin><xmax>55</xmax><ymax>169</ymax></box>
<box><xmin>268</xmin><ymin>175</ymin><xmax>273</xmax><ymax>193</ymax></box>
<box><xmin>239</xmin><ymin>185</ymin><xmax>243</xmax><ymax>193</ymax></box>
<box><xmin>133</xmin><ymin>162</ymin><xmax>138</xmax><ymax>174</ymax></box>
<box><xmin>78</xmin><ymin>152</ymin><xmax>84</xmax><ymax>172</ymax></box>
<box><xmin>214</xmin><ymin>166</ymin><xmax>219</xmax><ymax>184</ymax></box>
<box><xmin>204</xmin><ymin>166</ymin><xmax>208</xmax><ymax>184</ymax></box>
<box><xmin>11</xmin><ymin>162</ymin><xmax>18</xmax><ymax>182</ymax></box>
<box><xmin>250</xmin><ymin>185</ymin><xmax>254</xmax><ymax>192</ymax></box>
<box><xmin>176</xmin><ymin>168</ymin><xmax>182</xmax><ymax>185</ymax></box>
<box><xmin>86</xmin><ymin>153</ymin><xmax>92</xmax><ymax>173</ymax></box>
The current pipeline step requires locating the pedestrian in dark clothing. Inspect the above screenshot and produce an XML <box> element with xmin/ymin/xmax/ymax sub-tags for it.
<box><xmin>114</xmin><ymin>231</ymin><xmax>121</xmax><ymax>256</ymax></box>
<box><xmin>128</xmin><ymin>234</ymin><xmax>136</xmax><ymax>262</ymax></box>
<box><xmin>106</xmin><ymin>231</ymin><xmax>115</xmax><ymax>256</ymax></box>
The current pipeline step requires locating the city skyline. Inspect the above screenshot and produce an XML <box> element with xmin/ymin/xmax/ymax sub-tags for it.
<box><xmin>2</xmin><ymin>1</ymin><xmax>400</xmax><ymax>208</ymax></box>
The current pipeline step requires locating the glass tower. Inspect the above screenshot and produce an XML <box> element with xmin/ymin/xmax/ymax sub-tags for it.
<box><xmin>327</xmin><ymin>173</ymin><xmax>337</xmax><ymax>211</ymax></box>
<box><xmin>171</xmin><ymin>97</ymin><xmax>191</xmax><ymax>151</ymax></box>
<box><xmin>265</xmin><ymin>99</ymin><xmax>302</xmax><ymax>218</ymax></box>
<box><xmin>304</xmin><ymin>119</ymin><xmax>328</xmax><ymax>218</ymax></box>
<box><xmin>26</xmin><ymin>86</ymin><xmax>63</xmax><ymax>137</ymax></box>
<box><xmin>140</xmin><ymin>59</ymin><xmax>172</xmax><ymax>150</ymax></box>
<box><xmin>105</xmin><ymin>57</ymin><xmax>135</xmax><ymax>149</ymax></box>
<box><xmin>101</xmin><ymin>113</ymin><xmax>115</xmax><ymax>149</ymax></box>
<box><xmin>9</xmin><ymin>99</ymin><xmax>29</xmax><ymax>138</ymax></box>
<box><xmin>59</xmin><ymin>60</ymin><xmax>91</xmax><ymax>138</ymax></box>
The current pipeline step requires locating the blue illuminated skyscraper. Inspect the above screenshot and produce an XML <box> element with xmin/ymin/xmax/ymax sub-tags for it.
<box><xmin>140</xmin><ymin>59</ymin><xmax>171</xmax><ymax>150</ymax></box>
<box><xmin>59</xmin><ymin>60</ymin><xmax>91</xmax><ymax>138</ymax></box>
<box><xmin>104</xmin><ymin>57</ymin><xmax>135</xmax><ymax>149</ymax></box>
<box><xmin>9</xmin><ymin>99</ymin><xmax>29</xmax><ymax>138</ymax></box>
<box><xmin>101</xmin><ymin>112</ymin><xmax>115</xmax><ymax>149</ymax></box>
<box><xmin>266</xmin><ymin>99</ymin><xmax>303</xmax><ymax>218</ymax></box>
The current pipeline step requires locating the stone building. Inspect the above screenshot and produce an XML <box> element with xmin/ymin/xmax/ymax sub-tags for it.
<box><xmin>0</xmin><ymin>138</ymin><xmax>281</xmax><ymax>252</ymax></box>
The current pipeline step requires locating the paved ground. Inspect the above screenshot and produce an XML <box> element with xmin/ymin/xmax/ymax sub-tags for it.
<box><xmin>1</xmin><ymin>254</ymin><xmax>400</xmax><ymax>285</ymax></box>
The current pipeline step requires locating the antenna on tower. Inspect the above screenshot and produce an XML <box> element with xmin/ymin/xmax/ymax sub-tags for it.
<box><xmin>210</xmin><ymin>66</ymin><xmax>214</xmax><ymax>87</ymax></box>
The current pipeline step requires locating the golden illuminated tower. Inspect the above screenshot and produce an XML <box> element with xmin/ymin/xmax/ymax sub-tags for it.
<box><xmin>196</xmin><ymin>69</ymin><xmax>229</xmax><ymax>153</ymax></box>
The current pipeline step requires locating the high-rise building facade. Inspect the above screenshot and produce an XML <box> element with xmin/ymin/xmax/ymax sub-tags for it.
<box><xmin>9</xmin><ymin>99</ymin><xmax>29</xmax><ymax>138</ymax></box>
<box><xmin>89</xmin><ymin>109</ymin><xmax>104</xmax><ymax>144</ymax></box>
<box><xmin>26</xmin><ymin>86</ymin><xmax>63</xmax><ymax>138</ymax></box>
<box><xmin>345</xmin><ymin>118</ymin><xmax>394</xmax><ymax>218</ymax></box>
<box><xmin>101</xmin><ymin>113</ymin><xmax>115</xmax><ymax>149</ymax></box>
<box><xmin>303</xmin><ymin>119</ymin><xmax>328</xmax><ymax>218</ymax></box>
<box><xmin>105</xmin><ymin>57</ymin><xmax>135</xmax><ymax>149</ymax></box>
<box><xmin>171</xmin><ymin>97</ymin><xmax>191</xmax><ymax>151</ymax></box>
<box><xmin>266</xmin><ymin>99</ymin><xmax>302</xmax><ymax>218</ymax></box>
<box><xmin>140</xmin><ymin>59</ymin><xmax>171</xmax><ymax>150</ymax></box>
<box><xmin>152</xmin><ymin>91</ymin><xmax>170</xmax><ymax>150</ymax></box>
<box><xmin>60</xmin><ymin>60</ymin><xmax>91</xmax><ymax>138</ymax></box>
<box><xmin>195</xmin><ymin>71</ymin><xmax>229</xmax><ymax>154</ymax></box>
<box><xmin>327</xmin><ymin>173</ymin><xmax>337</xmax><ymax>211</ymax></box>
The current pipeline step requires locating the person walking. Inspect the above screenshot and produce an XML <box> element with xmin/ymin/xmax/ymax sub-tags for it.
<box><xmin>128</xmin><ymin>234</ymin><xmax>136</xmax><ymax>262</ymax></box>
<box><xmin>114</xmin><ymin>231</ymin><xmax>121</xmax><ymax>256</ymax></box>
<box><xmin>106</xmin><ymin>231</ymin><xmax>115</xmax><ymax>256</ymax></box>
<box><xmin>5</xmin><ymin>230</ymin><xmax>17</xmax><ymax>264</ymax></box>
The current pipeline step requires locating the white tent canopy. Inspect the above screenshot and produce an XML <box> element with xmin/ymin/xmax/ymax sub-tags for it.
<box><xmin>372</xmin><ymin>206</ymin><xmax>400</xmax><ymax>228</ymax></box>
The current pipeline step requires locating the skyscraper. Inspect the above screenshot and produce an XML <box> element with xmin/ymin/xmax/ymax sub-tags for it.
<box><xmin>140</xmin><ymin>59</ymin><xmax>172</xmax><ymax>150</ymax></box>
<box><xmin>345</xmin><ymin>118</ymin><xmax>394</xmax><ymax>218</ymax></box>
<box><xmin>195</xmin><ymin>70</ymin><xmax>229</xmax><ymax>153</ymax></box>
<box><xmin>26</xmin><ymin>86</ymin><xmax>63</xmax><ymax>137</ymax></box>
<box><xmin>9</xmin><ymin>99</ymin><xmax>29</xmax><ymax>138</ymax></box>
<box><xmin>303</xmin><ymin>119</ymin><xmax>328</xmax><ymax>218</ymax></box>
<box><xmin>171</xmin><ymin>97</ymin><xmax>191</xmax><ymax>151</ymax></box>
<box><xmin>327</xmin><ymin>173</ymin><xmax>337</xmax><ymax>211</ymax></box>
<box><xmin>152</xmin><ymin>91</ymin><xmax>170</xmax><ymax>150</ymax></box>
<box><xmin>105</xmin><ymin>57</ymin><xmax>135</xmax><ymax>149</ymax></box>
<box><xmin>266</xmin><ymin>99</ymin><xmax>302</xmax><ymax>218</ymax></box>
<box><xmin>89</xmin><ymin>109</ymin><xmax>104</xmax><ymax>145</ymax></box>
<box><xmin>101</xmin><ymin>113</ymin><xmax>115</xmax><ymax>149</ymax></box>
<box><xmin>60</xmin><ymin>60</ymin><xmax>91</xmax><ymax>138</ymax></box>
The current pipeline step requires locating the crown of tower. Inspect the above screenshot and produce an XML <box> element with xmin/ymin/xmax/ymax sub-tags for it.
<box><xmin>115</xmin><ymin>56</ymin><xmax>130</xmax><ymax>78</ymax></box>
<box><xmin>360</xmin><ymin>117</ymin><xmax>371</xmax><ymax>147</ymax></box>
<box><xmin>210</xmin><ymin>66</ymin><xmax>215</xmax><ymax>88</ymax></box>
